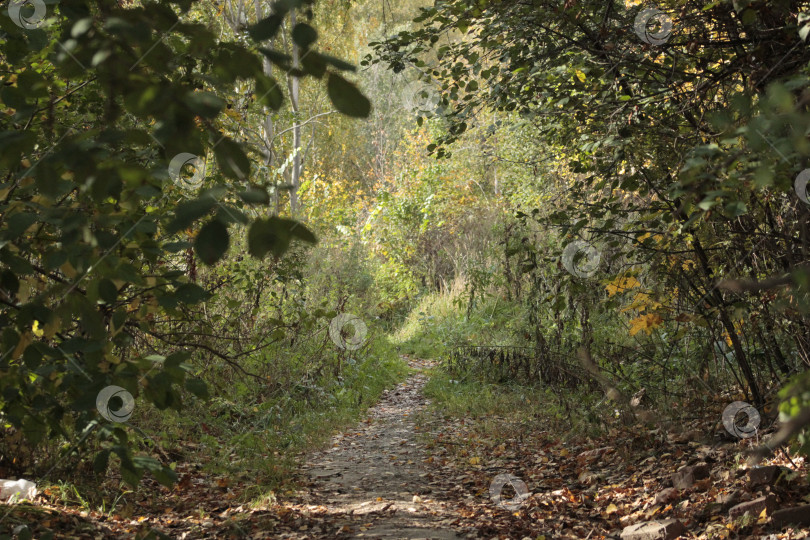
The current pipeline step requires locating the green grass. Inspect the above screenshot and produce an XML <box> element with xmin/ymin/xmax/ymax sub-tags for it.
<box><xmin>390</xmin><ymin>281</ymin><xmax>612</xmax><ymax>440</ymax></box>
<box><xmin>95</xmin><ymin>334</ymin><xmax>413</xmax><ymax>508</ymax></box>
<box><xmin>31</xmin><ymin>342</ymin><xmax>410</xmax><ymax>515</ymax></box>
<box><xmin>391</xmin><ymin>283</ymin><xmax>623</xmax><ymax>442</ymax></box>
<box><xmin>209</xmin><ymin>339</ymin><xmax>406</xmax><ymax>489</ymax></box>
<box><xmin>421</xmin><ymin>367</ymin><xmax>583</xmax><ymax>430</ymax></box>
<box><xmin>421</xmin><ymin>366</ymin><xmax>609</xmax><ymax>440</ymax></box>
<box><xmin>422</xmin><ymin>367</ymin><xmax>542</xmax><ymax>418</ymax></box>
<box><xmin>392</xmin><ymin>279</ymin><xmax>528</xmax><ymax>359</ymax></box>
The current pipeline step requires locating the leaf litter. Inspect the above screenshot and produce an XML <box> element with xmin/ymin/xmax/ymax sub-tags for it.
<box><xmin>2</xmin><ymin>358</ymin><xmax>809</xmax><ymax>539</ymax></box>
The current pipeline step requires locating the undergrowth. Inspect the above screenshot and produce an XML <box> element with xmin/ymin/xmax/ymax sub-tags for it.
<box><xmin>392</xmin><ymin>278</ymin><xmax>529</xmax><ymax>359</ymax></box>
<box><xmin>144</xmin><ymin>334</ymin><xmax>409</xmax><ymax>499</ymax></box>
<box><xmin>421</xmin><ymin>366</ymin><xmax>610</xmax><ymax>441</ymax></box>
<box><xmin>31</xmin><ymin>334</ymin><xmax>409</xmax><ymax>515</ymax></box>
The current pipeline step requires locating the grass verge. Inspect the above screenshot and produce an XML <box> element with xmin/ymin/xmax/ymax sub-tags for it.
<box><xmin>420</xmin><ymin>365</ymin><xmax>610</xmax><ymax>442</ymax></box>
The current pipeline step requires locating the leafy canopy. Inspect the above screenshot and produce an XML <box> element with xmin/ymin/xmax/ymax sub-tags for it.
<box><xmin>0</xmin><ymin>0</ymin><xmax>369</xmax><ymax>485</ymax></box>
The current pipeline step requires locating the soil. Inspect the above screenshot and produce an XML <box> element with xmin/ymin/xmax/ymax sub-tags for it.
<box><xmin>292</xmin><ymin>357</ymin><xmax>468</xmax><ymax>539</ymax></box>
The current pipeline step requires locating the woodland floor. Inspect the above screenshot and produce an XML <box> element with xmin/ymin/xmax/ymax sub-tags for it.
<box><xmin>2</xmin><ymin>357</ymin><xmax>810</xmax><ymax>539</ymax></box>
<box><xmin>289</xmin><ymin>357</ymin><xmax>466</xmax><ymax>539</ymax></box>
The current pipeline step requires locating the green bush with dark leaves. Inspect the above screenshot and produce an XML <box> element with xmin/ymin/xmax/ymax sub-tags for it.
<box><xmin>0</xmin><ymin>0</ymin><xmax>369</xmax><ymax>485</ymax></box>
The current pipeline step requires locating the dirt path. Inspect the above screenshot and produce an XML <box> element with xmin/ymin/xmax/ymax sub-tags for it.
<box><xmin>292</xmin><ymin>358</ymin><xmax>468</xmax><ymax>539</ymax></box>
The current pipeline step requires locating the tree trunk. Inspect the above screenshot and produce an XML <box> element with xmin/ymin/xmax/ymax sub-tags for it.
<box><xmin>289</xmin><ymin>10</ymin><xmax>302</xmax><ymax>216</ymax></box>
<box><xmin>254</xmin><ymin>0</ymin><xmax>278</xmax><ymax>214</ymax></box>
<box><xmin>692</xmin><ymin>236</ymin><xmax>763</xmax><ymax>405</ymax></box>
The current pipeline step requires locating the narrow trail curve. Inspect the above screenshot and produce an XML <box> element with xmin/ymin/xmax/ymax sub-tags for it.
<box><xmin>291</xmin><ymin>358</ymin><xmax>469</xmax><ymax>539</ymax></box>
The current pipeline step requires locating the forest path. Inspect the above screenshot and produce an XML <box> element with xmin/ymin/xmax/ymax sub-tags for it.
<box><xmin>291</xmin><ymin>357</ymin><xmax>467</xmax><ymax>539</ymax></box>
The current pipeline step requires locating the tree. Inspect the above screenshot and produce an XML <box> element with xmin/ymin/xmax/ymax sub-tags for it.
<box><xmin>368</xmin><ymin>0</ymin><xmax>810</xmax><ymax>445</ymax></box>
<box><xmin>0</xmin><ymin>0</ymin><xmax>368</xmax><ymax>485</ymax></box>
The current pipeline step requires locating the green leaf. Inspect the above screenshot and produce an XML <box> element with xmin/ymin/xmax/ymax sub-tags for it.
<box><xmin>724</xmin><ymin>200</ymin><xmax>748</xmax><ymax>217</ymax></box>
<box><xmin>185</xmin><ymin>377</ymin><xmax>209</xmax><ymax>400</ymax></box>
<box><xmin>292</xmin><ymin>23</ymin><xmax>317</xmax><ymax>49</ymax></box>
<box><xmin>4</xmin><ymin>213</ymin><xmax>37</xmax><ymax>240</ymax></box>
<box><xmin>258</xmin><ymin>48</ymin><xmax>292</xmax><ymax>70</ymax></box>
<box><xmin>247</xmin><ymin>217</ymin><xmax>317</xmax><ymax>259</ymax></box>
<box><xmin>255</xmin><ymin>74</ymin><xmax>284</xmax><ymax>110</ymax></box>
<box><xmin>194</xmin><ymin>220</ymin><xmax>229</xmax><ymax>265</ymax></box>
<box><xmin>144</xmin><ymin>373</ymin><xmax>180</xmax><ymax>410</ymax></box>
<box><xmin>327</xmin><ymin>73</ymin><xmax>371</xmax><ymax>118</ymax></box>
<box><xmin>289</xmin><ymin>221</ymin><xmax>317</xmax><ymax>244</ymax></box>
<box><xmin>123</xmin><ymin>84</ymin><xmax>167</xmax><ymax>117</ymax></box>
<box><xmin>212</xmin><ymin>45</ymin><xmax>261</xmax><ymax>82</ymax></box>
<box><xmin>121</xmin><ymin>464</ymin><xmax>142</xmax><ymax>488</ymax></box>
<box><xmin>320</xmin><ymin>53</ymin><xmax>355</xmax><ymax>72</ymax></box>
<box><xmin>214</xmin><ymin>138</ymin><xmax>250</xmax><ymax>180</ymax></box>
<box><xmin>98</xmin><ymin>279</ymin><xmax>118</xmax><ymax>304</ymax></box>
<box><xmin>248</xmin><ymin>218</ymin><xmax>289</xmax><ymax>259</ymax></box>
<box><xmin>215</xmin><ymin>204</ymin><xmax>250</xmax><ymax>225</ymax></box>
<box><xmin>22</xmin><ymin>415</ymin><xmax>46</xmax><ymax>445</ymax></box>
<box><xmin>71</xmin><ymin>18</ymin><xmax>93</xmax><ymax>38</ymax></box>
<box><xmin>93</xmin><ymin>449</ymin><xmax>111</xmax><ymax>473</ymax></box>
<box><xmin>238</xmin><ymin>187</ymin><xmax>270</xmax><ymax>204</ymax></box>
<box><xmin>163</xmin><ymin>241</ymin><xmax>193</xmax><ymax>253</ymax></box>
<box><xmin>0</xmin><ymin>131</ymin><xmax>36</xmax><ymax>168</ymax></box>
<box><xmin>174</xmin><ymin>283</ymin><xmax>210</xmax><ymax>304</ymax></box>
<box><xmin>0</xmin><ymin>268</ymin><xmax>20</xmax><ymax>295</ymax></box>
<box><xmin>17</xmin><ymin>71</ymin><xmax>48</xmax><ymax>98</ymax></box>
<box><xmin>301</xmin><ymin>52</ymin><xmax>327</xmax><ymax>78</ymax></box>
<box><xmin>185</xmin><ymin>91</ymin><xmax>224</xmax><ymax>118</ymax></box>
<box><xmin>167</xmin><ymin>196</ymin><xmax>218</xmax><ymax>234</ymax></box>
<box><xmin>162</xmin><ymin>351</ymin><xmax>191</xmax><ymax>383</ymax></box>
<box><xmin>132</xmin><ymin>456</ymin><xmax>177</xmax><ymax>487</ymax></box>
<box><xmin>248</xmin><ymin>14</ymin><xmax>283</xmax><ymax>41</ymax></box>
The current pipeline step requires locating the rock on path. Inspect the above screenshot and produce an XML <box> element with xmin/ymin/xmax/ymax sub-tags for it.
<box><xmin>293</xmin><ymin>358</ymin><xmax>466</xmax><ymax>539</ymax></box>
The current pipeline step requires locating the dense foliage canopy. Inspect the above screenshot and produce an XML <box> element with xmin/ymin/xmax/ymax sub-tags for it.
<box><xmin>0</xmin><ymin>0</ymin><xmax>369</xmax><ymax>484</ymax></box>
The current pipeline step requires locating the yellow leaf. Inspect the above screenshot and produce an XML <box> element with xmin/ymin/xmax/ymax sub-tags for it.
<box><xmin>575</xmin><ymin>69</ymin><xmax>586</xmax><ymax>82</ymax></box>
<box><xmin>468</xmin><ymin>456</ymin><xmax>481</xmax><ymax>465</ymax></box>
<box><xmin>629</xmin><ymin>313</ymin><xmax>664</xmax><ymax>336</ymax></box>
<box><xmin>620</xmin><ymin>292</ymin><xmax>651</xmax><ymax>312</ymax></box>
<box><xmin>32</xmin><ymin>320</ymin><xmax>44</xmax><ymax>338</ymax></box>
<box><xmin>606</xmin><ymin>503</ymin><xmax>618</xmax><ymax>514</ymax></box>
<box><xmin>606</xmin><ymin>276</ymin><xmax>640</xmax><ymax>297</ymax></box>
